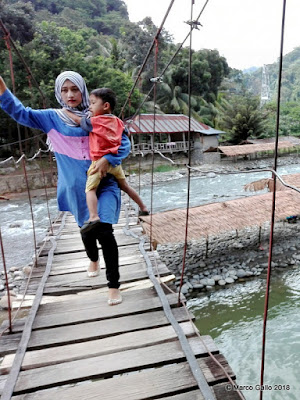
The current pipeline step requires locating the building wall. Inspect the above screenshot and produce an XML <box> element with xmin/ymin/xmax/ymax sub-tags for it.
<box><xmin>191</xmin><ymin>133</ymin><xmax>220</xmax><ymax>164</ymax></box>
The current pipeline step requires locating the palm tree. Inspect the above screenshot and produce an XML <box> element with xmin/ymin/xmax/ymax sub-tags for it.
<box><xmin>216</xmin><ymin>96</ymin><xmax>266</xmax><ymax>144</ymax></box>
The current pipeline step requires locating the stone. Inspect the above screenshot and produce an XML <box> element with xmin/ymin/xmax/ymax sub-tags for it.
<box><xmin>14</xmin><ymin>276</ymin><xmax>24</xmax><ymax>281</ymax></box>
<box><xmin>9</xmin><ymin>223</ymin><xmax>22</xmax><ymax>229</ymax></box>
<box><xmin>200</xmin><ymin>278</ymin><xmax>208</xmax><ymax>286</ymax></box>
<box><xmin>0</xmin><ymin>294</ymin><xmax>17</xmax><ymax>309</ymax></box>
<box><xmin>225</xmin><ymin>277</ymin><xmax>235</xmax><ymax>284</ymax></box>
<box><xmin>212</xmin><ymin>275</ymin><xmax>223</xmax><ymax>282</ymax></box>
<box><xmin>23</xmin><ymin>266</ymin><xmax>32</xmax><ymax>276</ymax></box>
<box><xmin>180</xmin><ymin>284</ymin><xmax>189</xmax><ymax>295</ymax></box>
<box><xmin>207</xmin><ymin>172</ymin><xmax>216</xmax><ymax>178</ymax></box>
<box><xmin>206</xmin><ymin>278</ymin><xmax>215</xmax><ymax>286</ymax></box>
<box><xmin>192</xmin><ymin>284</ymin><xmax>204</xmax><ymax>290</ymax></box>
<box><xmin>218</xmin><ymin>280</ymin><xmax>226</xmax><ymax>286</ymax></box>
<box><xmin>236</xmin><ymin>269</ymin><xmax>247</xmax><ymax>278</ymax></box>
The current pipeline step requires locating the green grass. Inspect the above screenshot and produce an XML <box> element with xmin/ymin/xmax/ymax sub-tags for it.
<box><xmin>153</xmin><ymin>165</ymin><xmax>179</xmax><ymax>173</ymax></box>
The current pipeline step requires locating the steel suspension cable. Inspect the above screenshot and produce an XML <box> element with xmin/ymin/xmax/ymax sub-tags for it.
<box><xmin>178</xmin><ymin>0</ymin><xmax>194</xmax><ymax>305</ymax></box>
<box><xmin>0</xmin><ymin>228</ymin><xmax>12</xmax><ymax>333</ymax></box>
<box><xmin>260</xmin><ymin>0</ymin><xmax>287</xmax><ymax>398</ymax></box>
<box><xmin>119</xmin><ymin>0</ymin><xmax>177</xmax><ymax>118</ymax></box>
<box><xmin>3</xmin><ymin>32</ymin><xmax>23</xmax><ymax>155</ymax></box>
<box><xmin>0</xmin><ymin>18</ymin><xmax>47</xmax><ymax>108</ymax></box>
<box><xmin>128</xmin><ymin>0</ymin><xmax>210</xmax><ymax>121</ymax></box>
<box><xmin>149</xmin><ymin>39</ymin><xmax>159</xmax><ymax>249</ymax></box>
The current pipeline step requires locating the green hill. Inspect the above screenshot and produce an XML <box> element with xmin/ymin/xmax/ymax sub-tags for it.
<box><xmin>244</xmin><ymin>47</ymin><xmax>300</xmax><ymax>102</ymax></box>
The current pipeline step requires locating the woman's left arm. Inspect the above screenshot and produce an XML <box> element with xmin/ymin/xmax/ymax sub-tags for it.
<box><xmin>0</xmin><ymin>85</ymin><xmax>51</xmax><ymax>132</ymax></box>
<box><xmin>104</xmin><ymin>132</ymin><xmax>131</xmax><ymax>167</ymax></box>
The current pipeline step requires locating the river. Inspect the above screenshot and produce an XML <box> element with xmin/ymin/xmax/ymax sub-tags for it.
<box><xmin>1</xmin><ymin>163</ymin><xmax>300</xmax><ymax>398</ymax></box>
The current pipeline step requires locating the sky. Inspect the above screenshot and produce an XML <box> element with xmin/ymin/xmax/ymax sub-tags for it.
<box><xmin>123</xmin><ymin>0</ymin><xmax>300</xmax><ymax>70</ymax></box>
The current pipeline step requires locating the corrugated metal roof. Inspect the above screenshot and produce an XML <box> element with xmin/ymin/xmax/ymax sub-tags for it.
<box><xmin>125</xmin><ymin>114</ymin><xmax>224</xmax><ymax>135</ymax></box>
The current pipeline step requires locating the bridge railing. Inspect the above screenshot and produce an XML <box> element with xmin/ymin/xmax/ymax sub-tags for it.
<box><xmin>132</xmin><ymin>141</ymin><xmax>194</xmax><ymax>155</ymax></box>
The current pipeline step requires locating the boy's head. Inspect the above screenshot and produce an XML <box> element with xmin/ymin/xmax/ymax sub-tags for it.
<box><xmin>89</xmin><ymin>88</ymin><xmax>117</xmax><ymax>116</ymax></box>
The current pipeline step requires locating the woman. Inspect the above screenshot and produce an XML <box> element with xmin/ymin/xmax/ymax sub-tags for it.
<box><xmin>0</xmin><ymin>71</ymin><xmax>131</xmax><ymax>305</ymax></box>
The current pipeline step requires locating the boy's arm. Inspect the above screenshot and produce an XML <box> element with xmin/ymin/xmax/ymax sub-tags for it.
<box><xmin>63</xmin><ymin>108</ymin><xmax>82</xmax><ymax>125</ymax></box>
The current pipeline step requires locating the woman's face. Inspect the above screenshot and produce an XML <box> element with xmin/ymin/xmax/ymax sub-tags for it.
<box><xmin>61</xmin><ymin>79</ymin><xmax>82</xmax><ymax>108</ymax></box>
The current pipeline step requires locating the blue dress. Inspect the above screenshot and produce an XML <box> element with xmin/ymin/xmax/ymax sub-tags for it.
<box><xmin>0</xmin><ymin>89</ymin><xmax>131</xmax><ymax>226</ymax></box>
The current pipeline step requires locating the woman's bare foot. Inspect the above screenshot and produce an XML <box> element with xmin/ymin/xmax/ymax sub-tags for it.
<box><xmin>107</xmin><ymin>288</ymin><xmax>122</xmax><ymax>306</ymax></box>
<box><xmin>87</xmin><ymin>261</ymin><xmax>99</xmax><ymax>277</ymax></box>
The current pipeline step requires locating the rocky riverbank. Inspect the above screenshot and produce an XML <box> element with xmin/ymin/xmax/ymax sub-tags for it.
<box><xmin>157</xmin><ymin>222</ymin><xmax>300</xmax><ymax>296</ymax></box>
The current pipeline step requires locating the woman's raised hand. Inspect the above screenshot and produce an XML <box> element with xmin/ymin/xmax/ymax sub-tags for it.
<box><xmin>0</xmin><ymin>76</ymin><xmax>7</xmax><ymax>95</ymax></box>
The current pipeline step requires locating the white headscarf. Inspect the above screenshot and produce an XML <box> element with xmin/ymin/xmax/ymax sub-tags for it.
<box><xmin>54</xmin><ymin>71</ymin><xmax>90</xmax><ymax>127</ymax></box>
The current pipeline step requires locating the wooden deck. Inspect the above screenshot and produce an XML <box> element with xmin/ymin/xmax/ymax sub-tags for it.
<box><xmin>0</xmin><ymin>206</ymin><xmax>243</xmax><ymax>400</ymax></box>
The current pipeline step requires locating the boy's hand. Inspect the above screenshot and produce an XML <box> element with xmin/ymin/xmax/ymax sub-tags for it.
<box><xmin>90</xmin><ymin>158</ymin><xmax>109</xmax><ymax>179</ymax></box>
<box><xmin>63</xmin><ymin>108</ymin><xmax>81</xmax><ymax>125</ymax></box>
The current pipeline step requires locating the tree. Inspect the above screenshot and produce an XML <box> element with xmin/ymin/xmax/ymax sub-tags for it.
<box><xmin>264</xmin><ymin>101</ymin><xmax>300</xmax><ymax>137</ymax></box>
<box><xmin>0</xmin><ymin>1</ymin><xmax>36</xmax><ymax>45</ymax></box>
<box><xmin>217</xmin><ymin>96</ymin><xmax>267</xmax><ymax>144</ymax></box>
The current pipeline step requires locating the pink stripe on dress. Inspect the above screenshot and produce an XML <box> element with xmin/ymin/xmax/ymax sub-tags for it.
<box><xmin>48</xmin><ymin>129</ymin><xmax>91</xmax><ymax>160</ymax></box>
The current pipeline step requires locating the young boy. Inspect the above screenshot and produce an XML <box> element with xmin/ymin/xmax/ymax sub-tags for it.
<box><xmin>64</xmin><ymin>87</ymin><xmax>149</xmax><ymax>234</ymax></box>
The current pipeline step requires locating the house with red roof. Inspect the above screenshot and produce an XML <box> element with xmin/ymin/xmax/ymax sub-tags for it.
<box><xmin>125</xmin><ymin>114</ymin><xmax>224</xmax><ymax>163</ymax></box>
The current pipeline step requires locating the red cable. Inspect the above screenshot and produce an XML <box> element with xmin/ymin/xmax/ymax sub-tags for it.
<box><xmin>149</xmin><ymin>38</ymin><xmax>159</xmax><ymax>249</ymax></box>
<box><xmin>0</xmin><ymin>228</ymin><xmax>12</xmax><ymax>333</ymax></box>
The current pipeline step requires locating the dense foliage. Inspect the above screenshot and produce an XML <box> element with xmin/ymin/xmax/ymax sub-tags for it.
<box><xmin>217</xmin><ymin>96</ymin><xmax>266</xmax><ymax>144</ymax></box>
<box><xmin>1</xmin><ymin>0</ymin><xmax>300</xmax><ymax>155</ymax></box>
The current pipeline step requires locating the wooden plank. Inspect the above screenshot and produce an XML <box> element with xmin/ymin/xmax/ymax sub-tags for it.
<box><xmin>161</xmin><ymin>385</ymin><xmax>245</xmax><ymax>400</ymax></box>
<box><xmin>12</xmin><ymin>338</ymin><xmax>227</xmax><ymax>394</ymax></box>
<box><xmin>38</xmin><ymin>243</ymin><xmax>147</xmax><ymax>262</ymax></box>
<box><xmin>30</xmin><ymin>253</ymin><xmax>146</xmax><ymax>277</ymax></box>
<box><xmin>50</xmin><ymin>253</ymin><xmax>145</xmax><ymax>271</ymax></box>
<box><xmin>40</xmin><ymin>234</ymin><xmax>141</xmax><ymax>256</ymax></box>
<box><xmin>58</xmin><ymin>226</ymin><xmax>142</xmax><ymax>240</ymax></box>
<box><xmin>43</xmin><ymin>262</ymin><xmax>167</xmax><ymax>286</ymax></box>
<box><xmin>0</xmin><ymin>307</ymin><xmax>191</xmax><ymax>354</ymax></box>
<box><xmin>160</xmin><ymin>390</ymin><xmax>205</xmax><ymax>400</ymax></box>
<box><xmin>213</xmin><ymin>382</ymin><xmax>245</xmax><ymax>400</ymax></box>
<box><xmin>10</xmin><ymin>275</ymin><xmax>175</xmax><ymax>310</ymax></box>
<box><xmin>13</xmin><ymin>355</ymin><xmax>233</xmax><ymax>400</ymax></box>
<box><xmin>0</xmin><ymin>375</ymin><xmax>7</xmax><ymax>396</ymax></box>
<box><xmin>1</xmin><ymin>323</ymin><xmax>218</xmax><ymax>373</ymax></box>
<box><xmin>24</xmin><ymin>264</ymin><xmax>170</xmax><ymax>295</ymax></box>
<box><xmin>32</xmin><ymin>287</ymin><xmax>157</xmax><ymax>316</ymax></box>
<box><xmin>30</xmin><ymin>292</ymin><xmax>179</xmax><ymax>330</ymax></box>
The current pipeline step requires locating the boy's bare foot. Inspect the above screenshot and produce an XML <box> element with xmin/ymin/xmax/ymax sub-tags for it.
<box><xmin>108</xmin><ymin>288</ymin><xmax>122</xmax><ymax>306</ymax></box>
<box><xmin>87</xmin><ymin>261</ymin><xmax>100</xmax><ymax>277</ymax></box>
<box><xmin>89</xmin><ymin>216</ymin><xmax>100</xmax><ymax>222</ymax></box>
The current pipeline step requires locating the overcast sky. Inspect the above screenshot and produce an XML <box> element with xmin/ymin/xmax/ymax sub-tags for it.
<box><xmin>123</xmin><ymin>0</ymin><xmax>300</xmax><ymax>70</ymax></box>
